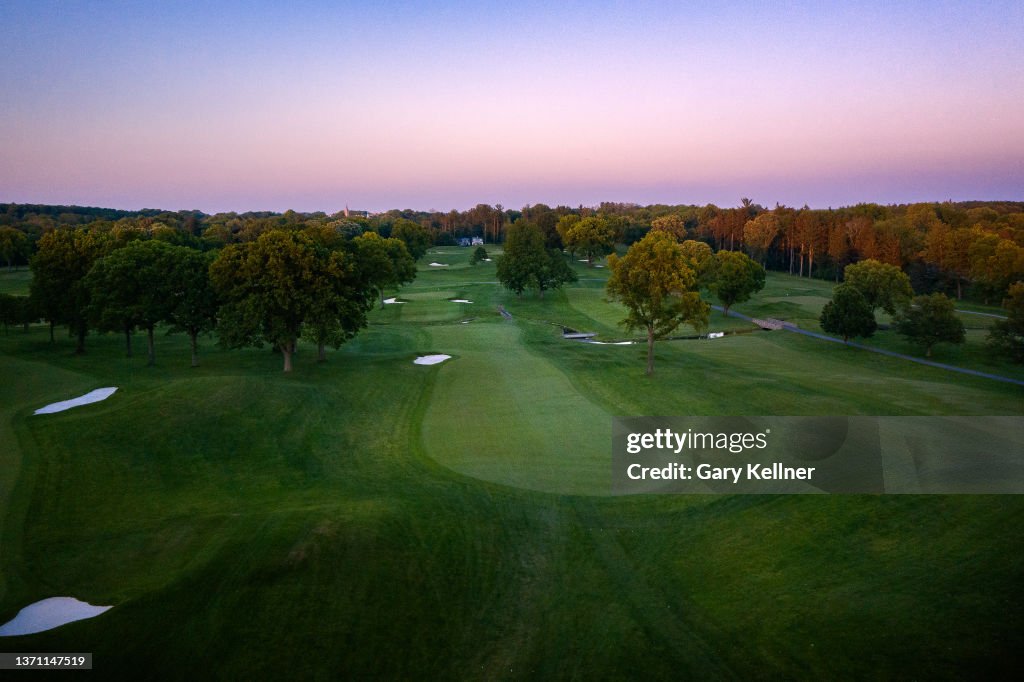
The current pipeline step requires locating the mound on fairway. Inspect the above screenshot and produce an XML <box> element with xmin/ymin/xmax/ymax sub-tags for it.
<box><xmin>34</xmin><ymin>387</ymin><xmax>118</xmax><ymax>415</ymax></box>
<box><xmin>0</xmin><ymin>597</ymin><xmax>111</xmax><ymax>636</ymax></box>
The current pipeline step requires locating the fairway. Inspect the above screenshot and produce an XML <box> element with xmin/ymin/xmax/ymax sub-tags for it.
<box><xmin>1</xmin><ymin>248</ymin><xmax>1022</xmax><ymax>679</ymax></box>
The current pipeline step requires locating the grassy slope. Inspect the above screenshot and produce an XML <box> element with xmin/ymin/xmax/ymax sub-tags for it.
<box><xmin>0</xmin><ymin>249</ymin><xmax>1021</xmax><ymax>679</ymax></box>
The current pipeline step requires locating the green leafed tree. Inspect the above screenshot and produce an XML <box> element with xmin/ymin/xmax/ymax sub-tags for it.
<box><xmin>30</xmin><ymin>228</ymin><xmax>112</xmax><ymax>351</ymax></box>
<box><xmin>679</xmin><ymin>240</ymin><xmax>715</xmax><ymax>288</ymax></box>
<box><xmin>304</xmin><ymin>243</ymin><xmax>373</xmax><ymax>363</ymax></box>
<box><xmin>85</xmin><ymin>239</ymin><xmax>178</xmax><ymax>365</ymax></box>
<box><xmin>606</xmin><ymin>230</ymin><xmax>709</xmax><ymax>375</ymax></box>
<box><xmin>563</xmin><ymin>216</ymin><xmax>616</xmax><ymax>266</ymax></box>
<box><xmin>819</xmin><ymin>283</ymin><xmax>877</xmax><ymax>343</ymax></box>
<box><xmin>211</xmin><ymin>231</ymin><xmax>320</xmax><ymax>372</ymax></box>
<box><xmin>986</xmin><ymin>281</ymin><xmax>1024</xmax><ymax>363</ymax></box>
<box><xmin>708</xmin><ymin>249</ymin><xmax>766</xmax><ymax>316</ymax></box>
<box><xmin>843</xmin><ymin>259</ymin><xmax>913</xmax><ymax>315</ymax></box>
<box><xmin>497</xmin><ymin>222</ymin><xmax>576</xmax><ymax>297</ymax></box>
<box><xmin>470</xmin><ymin>245</ymin><xmax>488</xmax><ymax>265</ymax></box>
<box><xmin>164</xmin><ymin>247</ymin><xmax>219</xmax><ymax>367</ymax></box>
<box><xmin>649</xmin><ymin>214</ymin><xmax>688</xmax><ymax>241</ymax></box>
<box><xmin>0</xmin><ymin>227</ymin><xmax>29</xmax><ymax>269</ymax></box>
<box><xmin>353</xmin><ymin>231</ymin><xmax>417</xmax><ymax>308</ymax></box>
<box><xmin>895</xmin><ymin>293</ymin><xmax>965</xmax><ymax>357</ymax></box>
<box><xmin>390</xmin><ymin>219</ymin><xmax>433</xmax><ymax>261</ymax></box>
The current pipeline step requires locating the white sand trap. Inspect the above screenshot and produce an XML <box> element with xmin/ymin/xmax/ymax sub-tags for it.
<box><xmin>429</xmin><ymin>262</ymin><xmax>449</xmax><ymax>267</ymax></box>
<box><xmin>414</xmin><ymin>354</ymin><xmax>451</xmax><ymax>365</ymax></box>
<box><xmin>0</xmin><ymin>597</ymin><xmax>112</xmax><ymax>636</ymax></box>
<box><xmin>450</xmin><ymin>299</ymin><xmax>473</xmax><ymax>303</ymax></box>
<box><xmin>34</xmin><ymin>387</ymin><xmax>117</xmax><ymax>415</ymax></box>
<box><xmin>585</xmin><ymin>340</ymin><xmax>634</xmax><ymax>345</ymax></box>
<box><xmin>483</xmin><ymin>258</ymin><xmax>492</xmax><ymax>261</ymax></box>
<box><xmin>595</xmin><ymin>264</ymin><xmax>604</xmax><ymax>268</ymax></box>
<box><xmin>383</xmin><ymin>297</ymin><xmax>405</xmax><ymax>304</ymax></box>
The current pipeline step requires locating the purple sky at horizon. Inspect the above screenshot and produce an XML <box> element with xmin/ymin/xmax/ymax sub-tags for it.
<box><xmin>1</xmin><ymin>0</ymin><xmax>1022</xmax><ymax>214</ymax></box>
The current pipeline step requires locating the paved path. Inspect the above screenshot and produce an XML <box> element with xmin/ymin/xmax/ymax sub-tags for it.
<box><xmin>956</xmin><ymin>309</ymin><xmax>1008</xmax><ymax>319</ymax></box>
<box><xmin>712</xmin><ymin>306</ymin><xmax>1024</xmax><ymax>387</ymax></box>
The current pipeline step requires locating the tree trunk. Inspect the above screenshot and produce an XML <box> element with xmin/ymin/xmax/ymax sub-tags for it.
<box><xmin>49</xmin><ymin>320</ymin><xmax>55</xmax><ymax>343</ymax></box>
<box><xmin>75</xmin><ymin>326</ymin><xmax>86</xmax><ymax>354</ymax></box>
<box><xmin>723</xmin><ymin>305</ymin><xmax>730</xmax><ymax>317</ymax></box>
<box><xmin>808</xmin><ymin>249</ymin><xmax>815</xmax><ymax>279</ymax></box>
<box><xmin>798</xmin><ymin>248</ymin><xmax>804</xmax><ymax>277</ymax></box>
<box><xmin>646</xmin><ymin>326</ymin><xmax>655</xmax><ymax>376</ymax></box>
<box><xmin>190</xmin><ymin>331</ymin><xmax>199</xmax><ymax>368</ymax></box>
<box><xmin>282</xmin><ymin>343</ymin><xmax>294</xmax><ymax>372</ymax></box>
<box><xmin>956</xmin><ymin>279</ymin><xmax>962</xmax><ymax>300</ymax></box>
<box><xmin>147</xmin><ymin>326</ymin><xmax>155</xmax><ymax>366</ymax></box>
<box><xmin>125</xmin><ymin>327</ymin><xmax>133</xmax><ymax>357</ymax></box>
<box><xmin>318</xmin><ymin>341</ymin><xmax>327</xmax><ymax>362</ymax></box>
<box><xmin>926</xmin><ymin>346</ymin><xmax>932</xmax><ymax>358</ymax></box>
<box><xmin>380</xmin><ymin>290</ymin><xmax>386</xmax><ymax>309</ymax></box>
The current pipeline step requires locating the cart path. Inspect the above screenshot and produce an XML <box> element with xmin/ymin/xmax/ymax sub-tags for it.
<box><xmin>712</xmin><ymin>306</ymin><xmax>1024</xmax><ymax>387</ymax></box>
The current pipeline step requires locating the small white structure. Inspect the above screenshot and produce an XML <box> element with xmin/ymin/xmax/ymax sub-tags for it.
<box><xmin>471</xmin><ymin>237</ymin><xmax>484</xmax><ymax>246</ymax></box>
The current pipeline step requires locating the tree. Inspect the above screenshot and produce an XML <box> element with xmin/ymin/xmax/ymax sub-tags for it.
<box><xmin>742</xmin><ymin>213</ymin><xmax>780</xmax><ymax>265</ymax></box>
<box><xmin>496</xmin><ymin>222</ymin><xmax>575</xmax><ymax>297</ymax></box>
<box><xmin>708</xmin><ymin>250</ymin><xmax>765</xmax><ymax>316</ymax></box>
<box><xmin>606</xmin><ymin>231</ymin><xmax>709</xmax><ymax>375</ymax></box>
<box><xmin>986</xmin><ymin>282</ymin><xmax>1024</xmax><ymax>363</ymax></box>
<box><xmin>210</xmin><ymin>230</ymin><xmax>324</xmax><ymax>372</ymax></box>
<box><xmin>304</xmin><ymin>242</ymin><xmax>373</xmax><ymax>363</ymax></box>
<box><xmin>679</xmin><ymin>240</ymin><xmax>715</xmax><ymax>288</ymax></box>
<box><xmin>650</xmin><ymin>214</ymin><xmax>688</xmax><ymax>241</ymax></box>
<box><xmin>534</xmin><ymin>248</ymin><xmax>577</xmax><ymax>297</ymax></box>
<box><xmin>895</xmin><ymin>293</ymin><xmax>965</xmax><ymax>357</ymax></box>
<box><xmin>164</xmin><ymin>247</ymin><xmax>219</xmax><ymax>367</ymax></box>
<box><xmin>563</xmin><ymin>216</ymin><xmax>615</xmax><ymax>266</ymax></box>
<box><xmin>0</xmin><ymin>227</ymin><xmax>29</xmax><ymax>269</ymax></box>
<box><xmin>819</xmin><ymin>284</ymin><xmax>877</xmax><ymax>342</ymax></box>
<box><xmin>470</xmin><ymin>245</ymin><xmax>488</xmax><ymax>265</ymax></box>
<box><xmin>390</xmin><ymin>219</ymin><xmax>432</xmax><ymax>261</ymax></box>
<box><xmin>353</xmin><ymin>232</ymin><xmax>416</xmax><ymax>308</ymax></box>
<box><xmin>85</xmin><ymin>240</ymin><xmax>177</xmax><ymax>365</ymax></box>
<box><xmin>843</xmin><ymin>259</ymin><xmax>913</xmax><ymax>315</ymax></box>
<box><xmin>30</xmin><ymin>228</ymin><xmax>111</xmax><ymax>352</ymax></box>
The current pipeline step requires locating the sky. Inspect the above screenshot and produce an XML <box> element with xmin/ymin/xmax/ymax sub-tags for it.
<box><xmin>1</xmin><ymin>0</ymin><xmax>1022</xmax><ymax>214</ymax></box>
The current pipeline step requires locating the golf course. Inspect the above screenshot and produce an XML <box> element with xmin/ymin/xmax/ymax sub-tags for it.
<box><xmin>1</xmin><ymin>247</ymin><xmax>1022</xmax><ymax>679</ymax></box>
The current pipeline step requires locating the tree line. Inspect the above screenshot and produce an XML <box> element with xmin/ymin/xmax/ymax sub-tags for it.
<box><xmin>6</xmin><ymin>223</ymin><xmax>418</xmax><ymax>371</ymax></box>
<box><xmin>3</xmin><ymin>199</ymin><xmax>1021</xmax><ymax>304</ymax></box>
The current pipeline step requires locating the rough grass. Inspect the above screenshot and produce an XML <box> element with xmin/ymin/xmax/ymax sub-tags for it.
<box><xmin>0</xmin><ymin>248</ymin><xmax>1021</xmax><ymax>679</ymax></box>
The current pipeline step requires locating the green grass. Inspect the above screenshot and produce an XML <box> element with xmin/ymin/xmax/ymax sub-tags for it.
<box><xmin>1</xmin><ymin>249</ymin><xmax>1022</xmax><ymax>679</ymax></box>
<box><xmin>0</xmin><ymin>268</ymin><xmax>31</xmax><ymax>296</ymax></box>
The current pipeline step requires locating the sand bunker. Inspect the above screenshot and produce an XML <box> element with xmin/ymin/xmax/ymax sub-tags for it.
<box><xmin>429</xmin><ymin>262</ymin><xmax>449</xmax><ymax>267</ymax></box>
<box><xmin>450</xmin><ymin>299</ymin><xmax>472</xmax><ymax>303</ymax></box>
<box><xmin>34</xmin><ymin>387</ymin><xmax>118</xmax><ymax>415</ymax></box>
<box><xmin>414</xmin><ymin>354</ymin><xmax>451</xmax><ymax>365</ymax></box>
<box><xmin>383</xmin><ymin>297</ymin><xmax>405</xmax><ymax>304</ymax></box>
<box><xmin>585</xmin><ymin>340</ymin><xmax>634</xmax><ymax>345</ymax></box>
<box><xmin>0</xmin><ymin>597</ymin><xmax>112</xmax><ymax>636</ymax></box>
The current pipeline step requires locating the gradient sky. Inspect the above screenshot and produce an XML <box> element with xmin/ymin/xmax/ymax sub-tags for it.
<box><xmin>1</xmin><ymin>0</ymin><xmax>1022</xmax><ymax>213</ymax></box>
